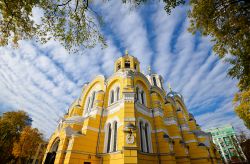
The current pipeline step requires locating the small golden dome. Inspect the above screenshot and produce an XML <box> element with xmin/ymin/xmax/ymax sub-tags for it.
<box><xmin>114</xmin><ymin>50</ymin><xmax>140</xmax><ymax>72</ymax></box>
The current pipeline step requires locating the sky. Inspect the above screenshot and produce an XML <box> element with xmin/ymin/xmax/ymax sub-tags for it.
<box><xmin>0</xmin><ymin>1</ymin><xmax>248</xmax><ymax>138</ymax></box>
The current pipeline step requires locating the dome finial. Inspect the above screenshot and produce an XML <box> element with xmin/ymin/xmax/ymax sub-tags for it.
<box><xmin>168</xmin><ymin>82</ymin><xmax>172</xmax><ymax>92</ymax></box>
<box><xmin>147</xmin><ymin>66</ymin><xmax>151</xmax><ymax>75</ymax></box>
<box><xmin>125</xmin><ymin>49</ymin><xmax>128</xmax><ymax>56</ymax></box>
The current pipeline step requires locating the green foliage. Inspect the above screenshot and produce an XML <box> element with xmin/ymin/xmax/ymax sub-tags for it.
<box><xmin>122</xmin><ymin>0</ymin><xmax>185</xmax><ymax>14</ymax></box>
<box><xmin>0</xmin><ymin>0</ymin><xmax>184</xmax><ymax>51</ymax></box>
<box><xmin>233</xmin><ymin>88</ymin><xmax>250</xmax><ymax>129</ymax></box>
<box><xmin>38</xmin><ymin>0</ymin><xmax>106</xmax><ymax>51</ymax></box>
<box><xmin>188</xmin><ymin>0</ymin><xmax>250</xmax><ymax>129</ymax></box>
<box><xmin>0</xmin><ymin>0</ymin><xmax>38</xmax><ymax>46</ymax></box>
<box><xmin>0</xmin><ymin>110</ymin><xmax>33</xmax><ymax>162</ymax></box>
<box><xmin>188</xmin><ymin>0</ymin><xmax>250</xmax><ymax>91</ymax></box>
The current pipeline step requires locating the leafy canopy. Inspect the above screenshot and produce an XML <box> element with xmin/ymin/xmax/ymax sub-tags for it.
<box><xmin>233</xmin><ymin>88</ymin><xmax>250</xmax><ymax>129</ymax></box>
<box><xmin>0</xmin><ymin>110</ymin><xmax>35</xmax><ymax>163</ymax></box>
<box><xmin>188</xmin><ymin>0</ymin><xmax>250</xmax><ymax>91</ymax></box>
<box><xmin>0</xmin><ymin>0</ymin><xmax>184</xmax><ymax>51</ymax></box>
<box><xmin>188</xmin><ymin>0</ymin><xmax>250</xmax><ymax>129</ymax></box>
<box><xmin>12</xmin><ymin>126</ymin><xmax>43</xmax><ymax>160</ymax></box>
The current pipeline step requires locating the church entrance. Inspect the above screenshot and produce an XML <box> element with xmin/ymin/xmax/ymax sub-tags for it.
<box><xmin>44</xmin><ymin>138</ymin><xmax>60</xmax><ymax>164</ymax></box>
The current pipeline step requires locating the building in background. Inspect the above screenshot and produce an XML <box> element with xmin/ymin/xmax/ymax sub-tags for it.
<box><xmin>43</xmin><ymin>53</ymin><xmax>222</xmax><ymax>164</ymax></box>
<box><xmin>206</xmin><ymin>125</ymin><xmax>247</xmax><ymax>163</ymax></box>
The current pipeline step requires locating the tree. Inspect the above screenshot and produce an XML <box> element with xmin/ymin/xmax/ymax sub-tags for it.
<box><xmin>188</xmin><ymin>0</ymin><xmax>250</xmax><ymax>128</ymax></box>
<box><xmin>12</xmin><ymin>126</ymin><xmax>43</xmax><ymax>164</ymax></box>
<box><xmin>233</xmin><ymin>88</ymin><xmax>250</xmax><ymax>129</ymax></box>
<box><xmin>237</xmin><ymin>131</ymin><xmax>250</xmax><ymax>162</ymax></box>
<box><xmin>0</xmin><ymin>110</ymin><xmax>32</xmax><ymax>162</ymax></box>
<box><xmin>0</xmin><ymin>0</ymin><xmax>184</xmax><ymax>51</ymax></box>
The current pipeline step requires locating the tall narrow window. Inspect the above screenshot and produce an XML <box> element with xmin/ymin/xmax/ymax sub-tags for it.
<box><xmin>116</xmin><ymin>87</ymin><xmax>120</xmax><ymax>101</ymax></box>
<box><xmin>153</xmin><ymin>77</ymin><xmax>157</xmax><ymax>86</ymax></box>
<box><xmin>113</xmin><ymin>121</ymin><xmax>117</xmax><ymax>152</ymax></box>
<box><xmin>136</xmin><ymin>87</ymin><xmax>139</xmax><ymax>101</ymax></box>
<box><xmin>145</xmin><ymin>123</ymin><xmax>149</xmax><ymax>153</ymax></box>
<box><xmin>139</xmin><ymin>121</ymin><xmax>144</xmax><ymax>152</ymax></box>
<box><xmin>90</xmin><ymin>92</ymin><xmax>96</xmax><ymax>108</ymax></box>
<box><xmin>107</xmin><ymin>123</ymin><xmax>112</xmax><ymax>153</ymax></box>
<box><xmin>141</xmin><ymin>91</ymin><xmax>145</xmax><ymax>105</ymax></box>
<box><xmin>110</xmin><ymin>90</ymin><xmax>114</xmax><ymax>104</ymax></box>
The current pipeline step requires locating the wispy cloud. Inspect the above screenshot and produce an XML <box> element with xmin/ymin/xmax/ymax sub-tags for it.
<box><xmin>0</xmin><ymin>1</ymin><xmax>248</xmax><ymax>138</ymax></box>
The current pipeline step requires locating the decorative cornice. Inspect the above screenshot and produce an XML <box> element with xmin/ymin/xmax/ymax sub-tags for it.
<box><xmin>185</xmin><ymin>140</ymin><xmax>197</xmax><ymax>143</ymax></box>
<box><xmin>152</xmin><ymin>129</ymin><xmax>168</xmax><ymax>134</ymax></box>
<box><xmin>105</xmin><ymin>99</ymin><xmax>123</xmax><ymax>116</ymax></box>
<box><xmin>164</xmin><ymin>117</ymin><xmax>178</xmax><ymax>125</ymax></box>
<box><xmin>123</xmin><ymin>92</ymin><xmax>135</xmax><ymax>103</ymax></box>
<box><xmin>82</xmin><ymin>126</ymin><xmax>104</xmax><ymax>133</ymax></box>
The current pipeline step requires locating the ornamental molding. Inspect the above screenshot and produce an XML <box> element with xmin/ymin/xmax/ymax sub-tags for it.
<box><xmin>106</xmin><ymin>70</ymin><xmax>133</xmax><ymax>83</ymax></box>
<box><xmin>185</xmin><ymin>140</ymin><xmax>197</xmax><ymax>143</ymax></box>
<box><xmin>124</xmin><ymin>117</ymin><xmax>136</xmax><ymax>122</ymax></box>
<box><xmin>135</xmin><ymin>102</ymin><xmax>164</xmax><ymax>118</ymax></box>
<box><xmin>123</xmin><ymin>92</ymin><xmax>135</xmax><ymax>103</ymax></box>
<box><xmin>63</xmin><ymin>126</ymin><xmax>81</xmax><ymax>137</ymax></box>
<box><xmin>164</xmin><ymin>117</ymin><xmax>178</xmax><ymax>125</ymax></box>
<box><xmin>181</xmin><ymin>124</ymin><xmax>190</xmax><ymax>131</ymax></box>
<box><xmin>104</xmin><ymin>100</ymin><xmax>123</xmax><ymax>116</ymax></box>
<box><xmin>126</xmin><ymin>134</ymin><xmax>135</xmax><ymax>144</ymax></box>
<box><xmin>64</xmin><ymin>116</ymin><xmax>85</xmax><ymax>124</ymax></box>
<box><xmin>153</xmin><ymin>108</ymin><xmax>164</xmax><ymax>117</ymax></box>
<box><xmin>135</xmin><ymin>102</ymin><xmax>152</xmax><ymax>117</ymax></box>
<box><xmin>152</xmin><ymin>129</ymin><xmax>169</xmax><ymax>135</ymax></box>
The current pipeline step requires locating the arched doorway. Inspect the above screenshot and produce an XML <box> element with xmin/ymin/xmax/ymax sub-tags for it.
<box><xmin>44</xmin><ymin>138</ymin><xmax>60</xmax><ymax>164</ymax></box>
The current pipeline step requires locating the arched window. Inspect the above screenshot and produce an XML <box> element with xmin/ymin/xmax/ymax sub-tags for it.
<box><xmin>125</xmin><ymin>60</ymin><xmax>130</xmax><ymax>68</ymax></box>
<box><xmin>116</xmin><ymin>87</ymin><xmax>120</xmax><ymax>101</ymax></box>
<box><xmin>145</xmin><ymin>123</ymin><xmax>149</xmax><ymax>153</ymax></box>
<box><xmin>139</xmin><ymin>121</ymin><xmax>152</xmax><ymax>153</ymax></box>
<box><xmin>153</xmin><ymin>77</ymin><xmax>157</xmax><ymax>86</ymax></box>
<box><xmin>90</xmin><ymin>91</ymin><xmax>96</xmax><ymax>108</ymax></box>
<box><xmin>110</xmin><ymin>90</ymin><xmax>114</xmax><ymax>104</ymax></box>
<box><xmin>141</xmin><ymin>91</ymin><xmax>145</xmax><ymax>105</ymax></box>
<box><xmin>107</xmin><ymin>123</ymin><xmax>112</xmax><ymax>153</ymax></box>
<box><xmin>45</xmin><ymin>138</ymin><xmax>60</xmax><ymax>163</ymax></box>
<box><xmin>139</xmin><ymin>121</ymin><xmax>144</xmax><ymax>152</ymax></box>
<box><xmin>113</xmin><ymin>121</ymin><xmax>117</xmax><ymax>152</ymax></box>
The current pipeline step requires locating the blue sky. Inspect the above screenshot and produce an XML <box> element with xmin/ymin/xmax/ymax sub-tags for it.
<box><xmin>0</xmin><ymin>1</ymin><xmax>248</xmax><ymax>138</ymax></box>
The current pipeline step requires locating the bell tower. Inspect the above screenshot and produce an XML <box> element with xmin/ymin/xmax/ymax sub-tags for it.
<box><xmin>114</xmin><ymin>50</ymin><xmax>140</xmax><ymax>72</ymax></box>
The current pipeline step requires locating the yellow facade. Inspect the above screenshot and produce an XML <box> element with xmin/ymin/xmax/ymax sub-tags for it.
<box><xmin>43</xmin><ymin>54</ymin><xmax>222</xmax><ymax>164</ymax></box>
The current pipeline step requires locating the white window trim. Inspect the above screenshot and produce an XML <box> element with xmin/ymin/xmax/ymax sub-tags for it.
<box><xmin>108</xmin><ymin>85</ymin><xmax>120</xmax><ymax>106</ymax></box>
<box><xmin>83</xmin><ymin>90</ymin><xmax>97</xmax><ymax>116</ymax></box>
<box><xmin>103</xmin><ymin>117</ymin><xmax>120</xmax><ymax>153</ymax></box>
<box><xmin>135</xmin><ymin>85</ymin><xmax>147</xmax><ymax>106</ymax></box>
<box><xmin>138</xmin><ymin>118</ymin><xmax>153</xmax><ymax>153</ymax></box>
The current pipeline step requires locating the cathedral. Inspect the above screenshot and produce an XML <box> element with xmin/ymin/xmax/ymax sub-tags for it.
<box><xmin>43</xmin><ymin>53</ymin><xmax>222</xmax><ymax>164</ymax></box>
